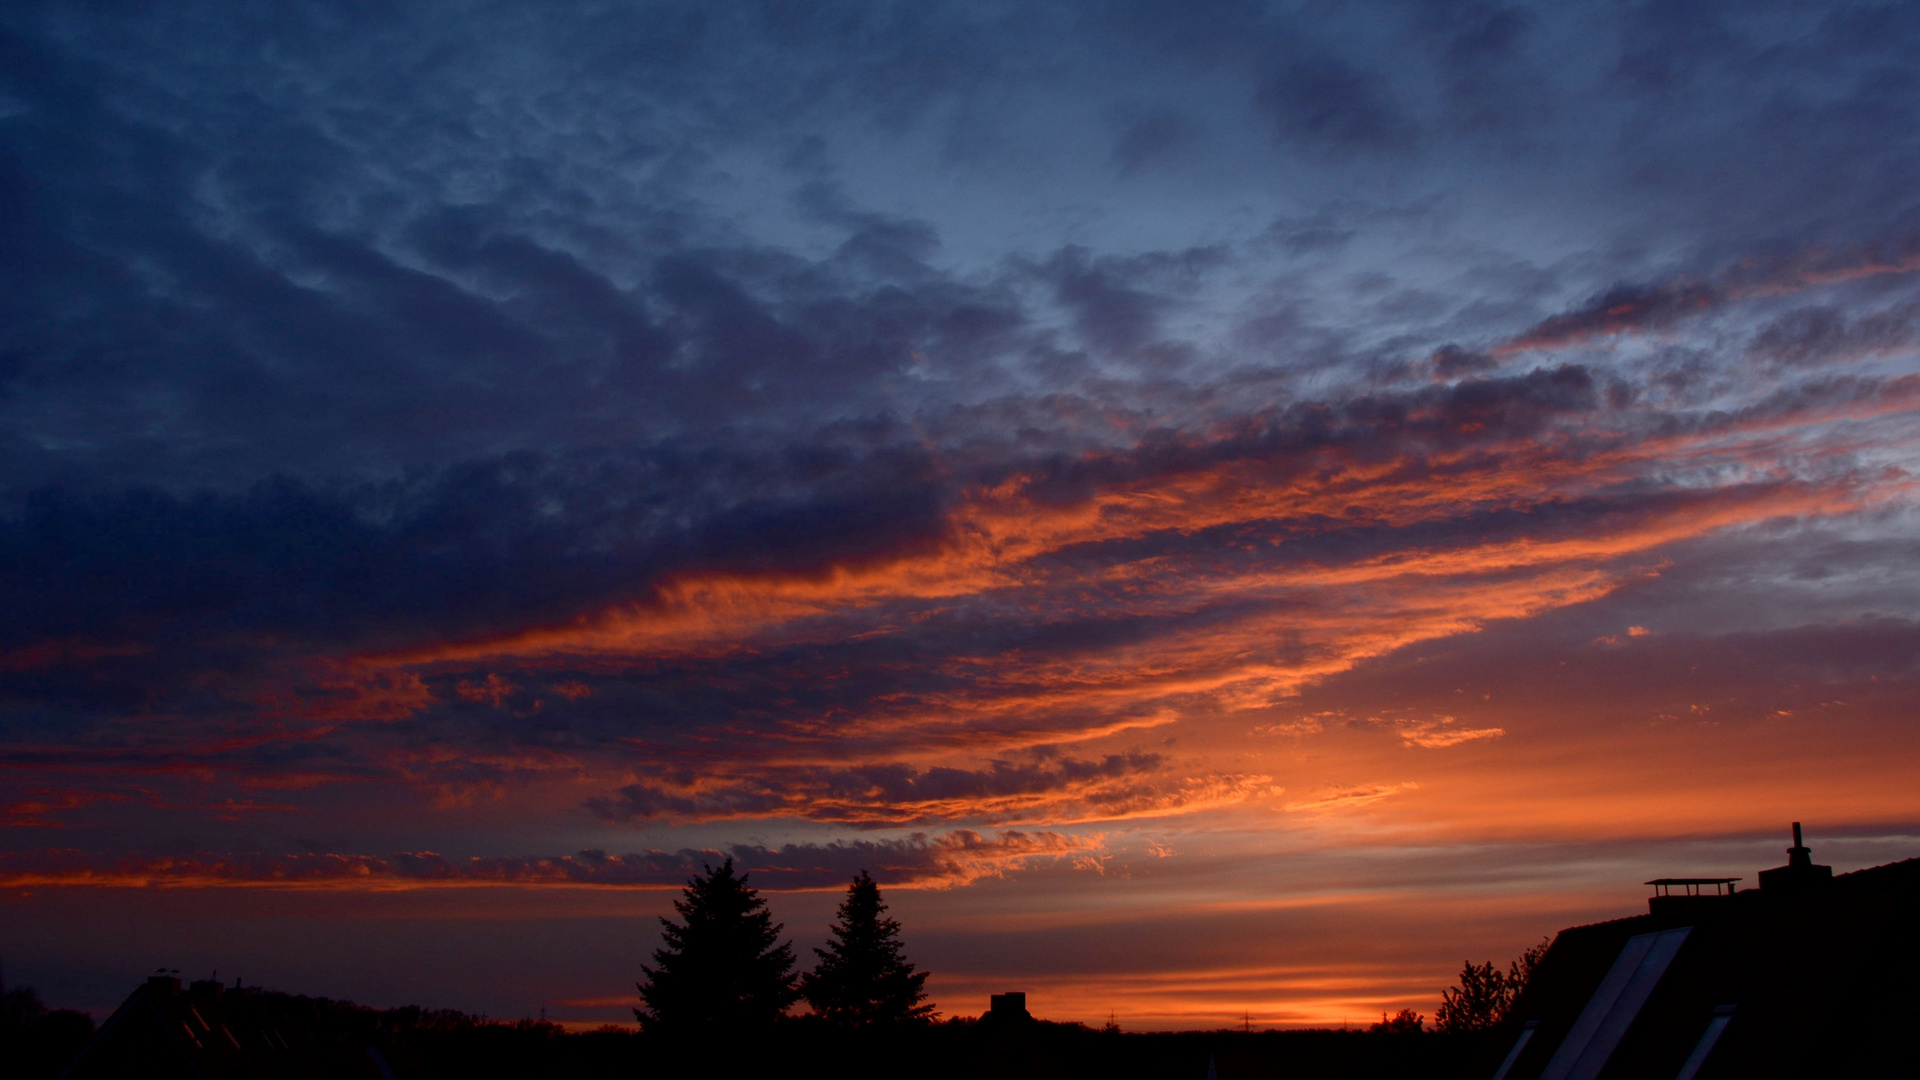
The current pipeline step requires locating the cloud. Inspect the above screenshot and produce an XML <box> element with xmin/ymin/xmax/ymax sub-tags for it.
<box><xmin>1</xmin><ymin>788</ymin><xmax>126</xmax><ymax>828</ymax></box>
<box><xmin>1388</xmin><ymin>716</ymin><xmax>1506</xmax><ymax>750</ymax></box>
<box><xmin>1282</xmin><ymin>782</ymin><xmax>1420</xmax><ymax>814</ymax></box>
<box><xmin>1747</xmin><ymin>303</ymin><xmax>1920</xmax><ymax>370</ymax></box>
<box><xmin>1493</xmin><ymin>235</ymin><xmax>1920</xmax><ymax>359</ymax></box>
<box><xmin>0</xmin><ymin>829</ymin><xmax>1104</xmax><ymax>891</ymax></box>
<box><xmin>1255</xmin><ymin>56</ymin><xmax>1415</xmax><ymax>152</ymax></box>
<box><xmin>3</xmin><ymin>0</ymin><xmax>1920</xmax><ymax>949</ymax></box>
<box><xmin>5</xmin><ymin>340</ymin><xmax>1908</xmax><ymax>829</ymax></box>
<box><xmin>585</xmin><ymin>753</ymin><xmax>1273</xmax><ymax>827</ymax></box>
<box><xmin>1498</xmin><ymin>283</ymin><xmax>1723</xmax><ymax>354</ymax></box>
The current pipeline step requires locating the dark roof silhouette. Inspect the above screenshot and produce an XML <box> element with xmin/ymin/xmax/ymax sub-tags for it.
<box><xmin>1476</xmin><ymin>824</ymin><xmax>1920</xmax><ymax>1080</ymax></box>
<box><xmin>61</xmin><ymin>974</ymin><xmax>410</xmax><ymax>1079</ymax></box>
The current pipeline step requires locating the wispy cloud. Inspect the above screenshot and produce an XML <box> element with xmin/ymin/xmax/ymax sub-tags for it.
<box><xmin>0</xmin><ymin>829</ymin><xmax>1105</xmax><ymax>892</ymax></box>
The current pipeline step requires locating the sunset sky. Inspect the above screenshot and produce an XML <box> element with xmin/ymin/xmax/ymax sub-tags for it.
<box><xmin>5</xmin><ymin>0</ymin><xmax>1920</xmax><ymax>1031</ymax></box>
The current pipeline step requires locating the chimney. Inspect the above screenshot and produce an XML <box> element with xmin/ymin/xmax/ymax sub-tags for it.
<box><xmin>1786</xmin><ymin>822</ymin><xmax>1811</xmax><ymax>867</ymax></box>
<box><xmin>1756</xmin><ymin>821</ymin><xmax>1833</xmax><ymax>894</ymax></box>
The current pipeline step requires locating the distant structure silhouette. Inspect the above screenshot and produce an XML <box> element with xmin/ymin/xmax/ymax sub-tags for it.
<box><xmin>1471</xmin><ymin>823</ymin><xmax>1919</xmax><ymax>1079</ymax></box>
<box><xmin>985</xmin><ymin>992</ymin><xmax>1033</xmax><ymax>1025</ymax></box>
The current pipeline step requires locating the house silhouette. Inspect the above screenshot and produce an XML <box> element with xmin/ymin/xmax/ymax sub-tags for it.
<box><xmin>60</xmin><ymin>973</ymin><xmax>410</xmax><ymax>1079</ymax></box>
<box><xmin>1476</xmin><ymin>824</ymin><xmax>1919</xmax><ymax>1079</ymax></box>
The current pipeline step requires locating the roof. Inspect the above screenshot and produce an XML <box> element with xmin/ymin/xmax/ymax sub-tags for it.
<box><xmin>61</xmin><ymin>976</ymin><xmax>412</xmax><ymax>1080</ymax></box>
<box><xmin>1475</xmin><ymin>853</ymin><xmax>1920</xmax><ymax>1080</ymax></box>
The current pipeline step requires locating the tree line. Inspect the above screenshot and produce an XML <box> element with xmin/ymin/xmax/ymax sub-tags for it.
<box><xmin>636</xmin><ymin>860</ymin><xmax>932</xmax><ymax>1035</ymax></box>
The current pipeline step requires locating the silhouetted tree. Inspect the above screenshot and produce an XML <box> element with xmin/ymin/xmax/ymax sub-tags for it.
<box><xmin>800</xmin><ymin>870</ymin><xmax>933</xmax><ymax>1026</ymax></box>
<box><xmin>1505</xmin><ymin>937</ymin><xmax>1550</xmax><ymax>1003</ymax></box>
<box><xmin>1435</xmin><ymin>961</ymin><xmax>1506</xmax><ymax>1033</ymax></box>
<box><xmin>3</xmin><ymin>983</ymin><xmax>95</xmax><ymax>1080</ymax></box>
<box><xmin>0</xmin><ymin>983</ymin><xmax>46</xmax><ymax>1032</ymax></box>
<box><xmin>1435</xmin><ymin>936</ymin><xmax>1552</xmax><ymax>1033</ymax></box>
<box><xmin>636</xmin><ymin>859</ymin><xmax>797</xmax><ymax>1034</ymax></box>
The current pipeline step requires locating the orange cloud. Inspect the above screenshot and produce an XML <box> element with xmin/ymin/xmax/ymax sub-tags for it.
<box><xmin>0</xmin><ymin>788</ymin><xmax>128</xmax><ymax>828</ymax></box>
<box><xmin>239</xmin><ymin>371</ymin><xmax>1911</xmax><ymax>836</ymax></box>
<box><xmin>455</xmin><ymin>673</ymin><xmax>517</xmax><ymax>706</ymax></box>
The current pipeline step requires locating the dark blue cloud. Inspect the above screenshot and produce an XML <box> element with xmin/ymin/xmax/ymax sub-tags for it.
<box><xmin>1255</xmin><ymin>55</ymin><xmax>1416</xmax><ymax>152</ymax></box>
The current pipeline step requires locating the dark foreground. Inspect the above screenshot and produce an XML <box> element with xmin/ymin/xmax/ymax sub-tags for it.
<box><xmin>8</xmin><ymin>985</ymin><xmax>1493</xmax><ymax>1080</ymax></box>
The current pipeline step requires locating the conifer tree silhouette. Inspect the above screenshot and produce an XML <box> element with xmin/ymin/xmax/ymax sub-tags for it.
<box><xmin>635</xmin><ymin>859</ymin><xmax>797</xmax><ymax>1034</ymax></box>
<box><xmin>800</xmin><ymin>870</ymin><xmax>934</xmax><ymax>1026</ymax></box>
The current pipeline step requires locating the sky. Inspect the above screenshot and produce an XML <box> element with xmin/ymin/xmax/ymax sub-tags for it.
<box><xmin>4</xmin><ymin>0</ymin><xmax>1920</xmax><ymax>1032</ymax></box>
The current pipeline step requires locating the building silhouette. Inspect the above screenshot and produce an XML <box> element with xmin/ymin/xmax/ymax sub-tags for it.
<box><xmin>60</xmin><ymin>973</ymin><xmax>409</xmax><ymax>1079</ymax></box>
<box><xmin>1478</xmin><ymin>824</ymin><xmax>1918</xmax><ymax>1079</ymax></box>
<box><xmin>984</xmin><ymin>992</ymin><xmax>1032</xmax><ymax>1024</ymax></box>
